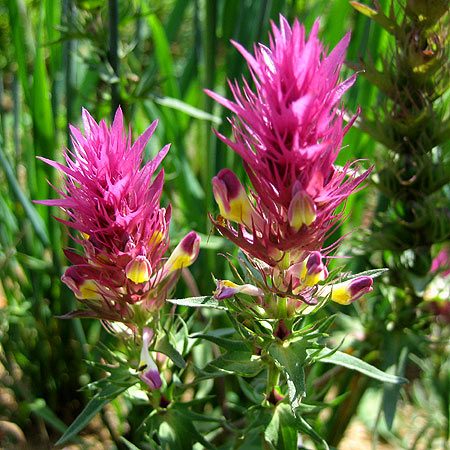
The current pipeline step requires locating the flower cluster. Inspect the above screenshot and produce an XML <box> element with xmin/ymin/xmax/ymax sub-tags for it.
<box><xmin>38</xmin><ymin>108</ymin><xmax>200</xmax><ymax>325</ymax></box>
<box><xmin>207</xmin><ymin>16</ymin><xmax>373</xmax><ymax>312</ymax></box>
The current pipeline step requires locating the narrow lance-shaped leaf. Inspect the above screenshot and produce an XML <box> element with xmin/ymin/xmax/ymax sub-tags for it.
<box><xmin>316</xmin><ymin>350</ymin><xmax>408</xmax><ymax>384</ymax></box>
<box><xmin>56</xmin><ymin>383</ymin><xmax>131</xmax><ymax>445</ymax></box>
<box><xmin>350</xmin><ymin>1</ymin><xmax>398</xmax><ymax>35</ymax></box>
<box><xmin>264</xmin><ymin>403</ymin><xmax>300</xmax><ymax>450</ymax></box>
<box><xmin>155</xmin><ymin>334</ymin><xmax>186</xmax><ymax>369</ymax></box>
<box><xmin>167</xmin><ymin>296</ymin><xmax>228</xmax><ymax>310</ymax></box>
<box><xmin>383</xmin><ymin>345</ymin><xmax>409</xmax><ymax>429</ymax></box>
<box><xmin>269</xmin><ymin>341</ymin><xmax>309</xmax><ymax>414</ymax></box>
<box><xmin>342</xmin><ymin>268</ymin><xmax>389</xmax><ymax>281</ymax></box>
<box><xmin>0</xmin><ymin>142</ymin><xmax>49</xmax><ymax>245</ymax></box>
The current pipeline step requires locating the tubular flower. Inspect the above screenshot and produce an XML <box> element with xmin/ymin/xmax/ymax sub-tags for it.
<box><xmin>37</xmin><ymin>107</ymin><xmax>200</xmax><ymax>322</ymax></box>
<box><xmin>212</xmin><ymin>169</ymin><xmax>256</xmax><ymax>226</ymax></box>
<box><xmin>214</xmin><ymin>279</ymin><xmax>264</xmax><ymax>300</ymax></box>
<box><xmin>207</xmin><ymin>15</ymin><xmax>373</xmax><ymax>308</ymax></box>
<box><xmin>164</xmin><ymin>231</ymin><xmax>201</xmax><ymax>275</ymax></box>
<box><xmin>126</xmin><ymin>255</ymin><xmax>153</xmax><ymax>284</ymax></box>
<box><xmin>138</xmin><ymin>327</ymin><xmax>162</xmax><ymax>390</ymax></box>
<box><xmin>324</xmin><ymin>276</ymin><xmax>374</xmax><ymax>305</ymax></box>
<box><xmin>286</xmin><ymin>251</ymin><xmax>328</xmax><ymax>293</ymax></box>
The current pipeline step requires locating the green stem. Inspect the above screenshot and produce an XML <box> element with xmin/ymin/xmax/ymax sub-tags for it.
<box><xmin>12</xmin><ymin>75</ymin><xmax>21</xmax><ymax>162</ymax></box>
<box><xmin>266</xmin><ymin>360</ymin><xmax>280</xmax><ymax>399</ymax></box>
<box><xmin>277</xmin><ymin>296</ymin><xmax>287</xmax><ymax>319</ymax></box>
<box><xmin>63</xmin><ymin>0</ymin><xmax>74</xmax><ymax>148</ymax></box>
<box><xmin>204</xmin><ymin>0</ymin><xmax>217</xmax><ymax>279</ymax></box>
<box><xmin>0</xmin><ymin>71</ymin><xmax>4</xmax><ymax>145</ymax></box>
<box><xmin>108</xmin><ymin>0</ymin><xmax>120</xmax><ymax>114</ymax></box>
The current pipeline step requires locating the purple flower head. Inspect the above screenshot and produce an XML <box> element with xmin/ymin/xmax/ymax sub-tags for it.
<box><xmin>37</xmin><ymin>108</ymin><xmax>200</xmax><ymax>322</ymax></box>
<box><xmin>207</xmin><ymin>15</ymin><xmax>372</xmax><ymax>305</ymax></box>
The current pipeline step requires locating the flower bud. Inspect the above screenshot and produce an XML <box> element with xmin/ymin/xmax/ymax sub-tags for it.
<box><xmin>138</xmin><ymin>327</ymin><xmax>162</xmax><ymax>390</ymax></box>
<box><xmin>165</xmin><ymin>231</ymin><xmax>201</xmax><ymax>273</ymax></box>
<box><xmin>212</xmin><ymin>169</ymin><xmax>253</xmax><ymax>226</ymax></box>
<box><xmin>126</xmin><ymin>255</ymin><xmax>152</xmax><ymax>284</ymax></box>
<box><xmin>329</xmin><ymin>276</ymin><xmax>373</xmax><ymax>305</ymax></box>
<box><xmin>214</xmin><ymin>279</ymin><xmax>264</xmax><ymax>300</ymax></box>
<box><xmin>288</xmin><ymin>190</ymin><xmax>316</xmax><ymax>231</ymax></box>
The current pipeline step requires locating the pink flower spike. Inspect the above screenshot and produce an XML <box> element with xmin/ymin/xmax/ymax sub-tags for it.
<box><xmin>138</xmin><ymin>327</ymin><xmax>162</xmax><ymax>390</ymax></box>
<box><xmin>207</xmin><ymin>15</ymin><xmax>372</xmax><ymax>270</ymax></box>
<box><xmin>36</xmin><ymin>106</ymin><xmax>177</xmax><ymax>321</ymax></box>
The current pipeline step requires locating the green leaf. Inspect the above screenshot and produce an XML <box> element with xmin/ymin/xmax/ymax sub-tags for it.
<box><xmin>269</xmin><ymin>342</ymin><xmax>308</xmax><ymax>413</ymax></box>
<box><xmin>170</xmin><ymin>404</ymin><xmax>222</xmax><ymax>424</ymax></box>
<box><xmin>155</xmin><ymin>334</ymin><xmax>186</xmax><ymax>369</ymax></box>
<box><xmin>55</xmin><ymin>383</ymin><xmax>130</xmax><ymax>445</ymax></box>
<box><xmin>167</xmin><ymin>296</ymin><xmax>228</xmax><ymax>310</ymax></box>
<box><xmin>265</xmin><ymin>404</ymin><xmax>299</xmax><ymax>450</ymax></box>
<box><xmin>165</xmin><ymin>0</ymin><xmax>189</xmax><ymax>42</ymax></box>
<box><xmin>383</xmin><ymin>346</ymin><xmax>409</xmax><ymax>429</ymax></box>
<box><xmin>27</xmin><ymin>398</ymin><xmax>69</xmax><ymax>434</ymax></box>
<box><xmin>7</xmin><ymin>0</ymin><xmax>32</xmax><ymax>105</ymax></box>
<box><xmin>296</xmin><ymin>392</ymin><xmax>350</xmax><ymax>414</ymax></box>
<box><xmin>265</xmin><ymin>404</ymin><xmax>329</xmax><ymax>450</ymax></box>
<box><xmin>205</xmin><ymin>351</ymin><xmax>264</xmax><ymax>377</ymax></box>
<box><xmin>0</xmin><ymin>142</ymin><xmax>49</xmax><ymax>246</ymax></box>
<box><xmin>296</xmin><ymin>414</ymin><xmax>329</xmax><ymax>450</ymax></box>
<box><xmin>191</xmin><ymin>333</ymin><xmax>250</xmax><ymax>353</ymax></box>
<box><xmin>237</xmin><ymin>377</ymin><xmax>265</xmax><ymax>404</ymax></box>
<box><xmin>120</xmin><ymin>437</ymin><xmax>142</xmax><ymax>450</ymax></box>
<box><xmin>147</xmin><ymin>14</ymin><xmax>180</xmax><ymax>100</ymax></box>
<box><xmin>349</xmin><ymin>2</ymin><xmax>397</xmax><ymax>35</ymax></box>
<box><xmin>197</xmin><ymin>233</ymin><xmax>232</xmax><ymax>250</ymax></box>
<box><xmin>32</xmin><ymin>1</ymin><xmax>55</xmax><ymax>166</ymax></box>
<box><xmin>317</xmin><ymin>350</ymin><xmax>407</xmax><ymax>384</ymax></box>
<box><xmin>158</xmin><ymin>406</ymin><xmax>216</xmax><ymax>450</ymax></box>
<box><xmin>151</xmin><ymin>96</ymin><xmax>221</xmax><ymax>124</ymax></box>
<box><xmin>342</xmin><ymin>268</ymin><xmax>389</xmax><ymax>281</ymax></box>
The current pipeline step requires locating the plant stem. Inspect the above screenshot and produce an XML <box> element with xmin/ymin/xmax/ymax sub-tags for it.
<box><xmin>266</xmin><ymin>360</ymin><xmax>280</xmax><ymax>399</ymax></box>
<box><xmin>203</xmin><ymin>0</ymin><xmax>217</xmax><ymax>278</ymax></box>
<box><xmin>108</xmin><ymin>0</ymin><xmax>120</xmax><ymax>115</ymax></box>
<box><xmin>277</xmin><ymin>296</ymin><xmax>287</xmax><ymax>319</ymax></box>
<box><xmin>63</xmin><ymin>0</ymin><xmax>74</xmax><ymax>149</ymax></box>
